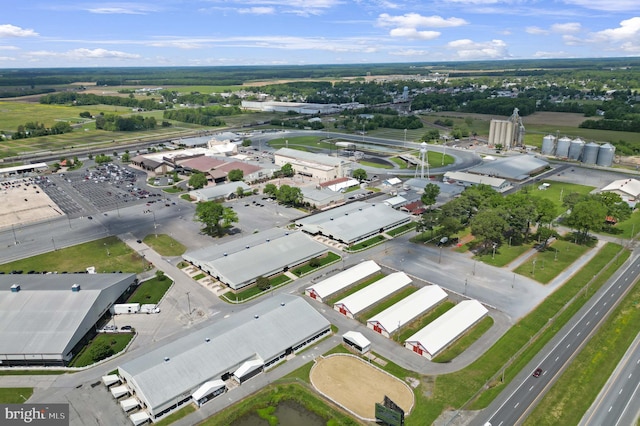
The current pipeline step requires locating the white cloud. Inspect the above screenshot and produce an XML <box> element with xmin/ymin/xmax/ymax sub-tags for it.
<box><xmin>442</xmin><ymin>0</ymin><xmax>501</xmax><ymax>3</ymax></box>
<box><xmin>526</xmin><ymin>26</ymin><xmax>549</xmax><ymax>35</ymax></box>
<box><xmin>389</xmin><ymin>28</ymin><xmax>441</xmax><ymax>40</ymax></box>
<box><xmin>0</xmin><ymin>45</ymin><xmax>19</xmax><ymax>50</ymax></box>
<box><xmin>0</xmin><ymin>56</ymin><xmax>15</xmax><ymax>61</ymax></box>
<box><xmin>592</xmin><ymin>17</ymin><xmax>640</xmax><ymax>42</ymax></box>
<box><xmin>0</xmin><ymin>24</ymin><xmax>38</xmax><ymax>38</ymax></box>
<box><xmin>447</xmin><ymin>39</ymin><xmax>510</xmax><ymax>59</ymax></box>
<box><xmin>85</xmin><ymin>3</ymin><xmax>161</xmax><ymax>14</ymax></box>
<box><xmin>551</xmin><ymin>22</ymin><xmax>582</xmax><ymax>34</ymax></box>
<box><xmin>29</xmin><ymin>48</ymin><xmax>141</xmax><ymax>60</ymax></box>
<box><xmin>378</xmin><ymin>13</ymin><xmax>467</xmax><ymax>29</ymax></box>
<box><xmin>562</xmin><ymin>0</ymin><xmax>639</xmax><ymax>11</ymax></box>
<box><xmin>238</xmin><ymin>7</ymin><xmax>275</xmax><ymax>14</ymax></box>
<box><xmin>533</xmin><ymin>50</ymin><xmax>573</xmax><ymax>58</ymax></box>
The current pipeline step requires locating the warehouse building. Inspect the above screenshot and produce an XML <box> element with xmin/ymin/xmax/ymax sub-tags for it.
<box><xmin>0</xmin><ymin>273</ymin><xmax>137</xmax><ymax>366</ymax></box>
<box><xmin>295</xmin><ymin>201</ymin><xmax>411</xmax><ymax>245</ymax></box>
<box><xmin>274</xmin><ymin>148</ymin><xmax>353</xmax><ymax>182</ymax></box>
<box><xmin>334</xmin><ymin>272</ymin><xmax>412</xmax><ymax>319</ymax></box>
<box><xmin>118</xmin><ymin>295</ymin><xmax>331</xmax><ymax>420</ymax></box>
<box><xmin>188</xmin><ymin>181</ymin><xmax>251</xmax><ymax>202</ymax></box>
<box><xmin>600</xmin><ymin>178</ymin><xmax>640</xmax><ymax>207</ymax></box>
<box><xmin>183</xmin><ymin>228</ymin><xmax>328</xmax><ymax>290</ymax></box>
<box><xmin>305</xmin><ymin>260</ymin><xmax>381</xmax><ymax>303</ymax></box>
<box><xmin>467</xmin><ymin>155</ymin><xmax>548</xmax><ymax>181</ymax></box>
<box><xmin>443</xmin><ymin>171</ymin><xmax>511</xmax><ymax>192</ymax></box>
<box><xmin>367</xmin><ymin>286</ymin><xmax>447</xmax><ymax>338</ymax></box>
<box><xmin>404</xmin><ymin>300</ymin><xmax>488</xmax><ymax>360</ymax></box>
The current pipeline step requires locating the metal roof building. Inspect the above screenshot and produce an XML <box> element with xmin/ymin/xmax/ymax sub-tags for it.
<box><xmin>305</xmin><ymin>260</ymin><xmax>381</xmax><ymax>303</ymax></box>
<box><xmin>188</xmin><ymin>181</ymin><xmax>251</xmax><ymax>201</ymax></box>
<box><xmin>467</xmin><ymin>155</ymin><xmax>548</xmax><ymax>181</ymax></box>
<box><xmin>0</xmin><ymin>273</ymin><xmax>137</xmax><ymax>366</ymax></box>
<box><xmin>183</xmin><ymin>228</ymin><xmax>328</xmax><ymax>290</ymax></box>
<box><xmin>295</xmin><ymin>201</ymin><xmax>411</xmax><ymax>245</ymax></box>
<box><xmin>367</xmin><ymin>286</ymin><xmax>447</xmax><ymax>338</ymax></box>
<box><xmin>404</xmin><ymin>300</ymin><xmax>488</xmax><ymax>360</ymax></box>
<box><xmin>273</xmin><ymin>148</ymin><xmax>353</xmax><ymax>182</ymax></box>
<box><xmin>334</xmin><ymin>272</ymin><xmax>412</xmax><ymax>319</ymax></box>
<box><xmin>443</xmin><ymin>171</ymin><xmax>511</xmax><ymax>192</ymax></box>
<box><xmin>118</xmin><ymin>295</ymin><xmax>331</xmax><ymax>420</ymax></box>
<box><xmin>600</xmin><ymin>178</ymin><xmax>640</xmax><ymax>206</ymax></box>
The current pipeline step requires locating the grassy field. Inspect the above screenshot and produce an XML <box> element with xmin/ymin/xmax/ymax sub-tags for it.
<box><xmin>222</xmin><ymin>274</ymin><xmax>292</xmax><ymax>303</ymax></box>
<box><xmin>356</xmin><ymin>286</ymin><xmax>418</xmax><ymax>322</ymax></box>
<box><xmin>291</xmin><ymin>252</ymin><xmax>341</xmax><ymax>277</ymax></box>
<box><xmin>154</xmin><ymin>404</ymin><xmax>197</xmax><ymax>426</ymax></box>
<box><xmin>397</xmin><ymin>301</ymin><xmax>456</xmax><ymax>342</ymax></box>
<box><xmin>142</xmin><ymin>233</ymin><xmax>186</xmax><ymax>256</ymax></box>
<box><xmin>325</xmin><ymin>273</ymin><xmax>386</xmax><ymax>306</ymax></box>
<box><xmin>127</xmin><ymin>275</ymin><xmax>173</xmax><ymax>304</ymax></box>
<box><xmin>513</xmin><ymin>240</ymin><xmax>589</xmax><ymax>284</ymax></box>
<box><xmin>69</xmin><ymin>333</ymin><xmax>133</xmax><ymax>367</ymax></box>
<box><xmin>474</xmin><ymin>241</ymin><xmax>534</xmax><ymax>267</ymax></box>
<box><xmin>345</xmin><ymin>235</ymin><xmax>387</xmax><ymax>251</ymax></box>
<box><xmin>432</xmin><ymin>316</ymin><xmax>495</xmax><ymax>363</ymax></box>
<box><xmin>524</xmin><ymin>279</ymin><xmax>640</xmax><ymax>425</ymax></box>
<box><xmin>0</xmin><ymin>388</ymin><xmax>34</xmax><ymax>404</ymax></box>
<box><xmin>0</xmin><ymin>236</ymin><xmax>146</xmax><ymax>273</ymax></box>
<box><xmin>387</xmin><ymin>221</ymin><xmax>418</xmax><ymax>237</ymax></box>
<box><xmin>523</xmin><ymin>180</ymin><xmax>595</xmax><ymax>209</ymax></box>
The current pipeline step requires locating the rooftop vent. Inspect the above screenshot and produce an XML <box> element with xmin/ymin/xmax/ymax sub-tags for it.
<box><xmin>223</xmin><ymin>253</ymin><xmax>227</xmax><ymax>256</ymax></box>
<box><xmin>71</xmin><ymin>283</ymin><xmax>81</xmax><ymax>292</ymax></box>
<box><xmin>164</xmin><ymin>357</ymin><xmax>170</xmax><ymax>362</ymax></box>
<box><xmin>266</xmin><ymin>239</ymin><xmax>270</xmax><ymax>242</ymax></box>
<box><xmin>205</xmin><ymin>338</ymin><xmax>211</xmax><ymax>343</ymax></box>
<box><xmin>246</xmin><ymin>245</ymin><xmax>250</xmax><ymax>249</ymax></box>
<box><xmin>10</xmin><ymin>284</ymin><xmax>20</xmax><ymax>292</ymax></box>
<box><xmin>330</xmin><ymin>217</ymin><xmax>333</xmax><ymax>221</ymax></box>
<box><xmin>254</xmin><ymin>315</ymin><xmax>259</xmax><ymax>319</ymax></box>
<box><xmin>280</xmin><ymin>302</ymin><xmax>285</xmax><ymax>307</ymax></box>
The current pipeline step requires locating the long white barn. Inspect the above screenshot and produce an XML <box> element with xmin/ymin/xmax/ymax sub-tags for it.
<box><xmin>367</xmin><ymin>285</ymin><xmax>447</xmax><ymax>338</ymax></box>
<box><xmin>305</xmin><ymin>260</ymin><xmax>381</xmax><ymax>303</ymax></box>
<box><xmin>404</xmin><ymin>299</ymin><xmax>488</xmax><ymax>360</ymax></box>
<box><xmin>333</xmin><ymin>272</ymin><xmax>411</xmax><ymax>319</ymax></box>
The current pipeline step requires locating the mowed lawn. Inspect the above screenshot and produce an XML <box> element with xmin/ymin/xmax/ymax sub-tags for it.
<box><xmin>524</xmin><ymin>180</ymin><xmax>595</xmax><ymax>210</ymax></box>
<box><xmin>514</xmin><ymin>240</ymin><xmax>590</xmax><ymax>284</ymax></box>
<box><xmin>0</xmin><ymin>388</ymin><xmax>33</xmax><ymax>403</ymax></box>
<box><xmin>0</xmin><ymin>236</ymin><xmax>145</xmax><ymax>274</ymax></box>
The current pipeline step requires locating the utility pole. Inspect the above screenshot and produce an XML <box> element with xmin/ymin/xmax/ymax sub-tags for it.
<box><xmin>186</xmin><ymin>292</ymin><xmax>192</xmax><ymax>316</ymax></box>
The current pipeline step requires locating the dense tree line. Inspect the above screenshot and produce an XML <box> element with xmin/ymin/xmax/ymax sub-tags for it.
<box><xmin>0</xmin><ymin>87</ymin><xmax>55</xmax><ymax>98</ymax></box>
<box><xmin>40</xmin><ymin>92</ymin><xmax>165</xmax><ymax>110</ymax></box>
<box><xmin>270</xmin><ymin>118</ymin><xmax>324</xmax><ymax>130</ymax></box>
<box><xmin>163</xmin><ymin>105</ymin><xmax>239</xmax><ymax>126</ymax></box>
<box><xmin>95</xmin><ymin>114</ymin><xmax>156</xmax><ymax>131</ymax></box>
<box><xmin>12</xmin><ymin>121</ymin><xmax>73</xmax><ymax>139</ymax></box>
<box><xmin>461</xmin><ymin>97</ymin><xmax>537</xmax><ymax>116</ymax></box>
<box><xmin>579</xmin><ymin>117</ymin><xmax>640</xmax><ymax>133</ymax></box>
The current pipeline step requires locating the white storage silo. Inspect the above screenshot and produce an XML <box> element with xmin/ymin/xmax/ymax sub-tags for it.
<box><xmin>596</xmin><ymin>143</ymin><xmax>616</xmax><ymax>167</ymax></box>
<box><xmin>556</xmin><ymin>137</ymin><xmax>571</xmax><ymax>158</ymax></box>
<box><xmin>582</xmin><ymin>142</ymin><xmax>599</xmax><ymax>164</ymax></box>
<box><xmin>541</xmin><ymin>135</ymin><xmax>556</xmax><ymax>155</ymax></box>
<box><xmin>568</xmin><ymin>138</ymin><xmax>585</xmax><ymax>160</ymax></box>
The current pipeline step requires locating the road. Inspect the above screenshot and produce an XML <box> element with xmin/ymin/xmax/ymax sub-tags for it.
<box><xmin>477</xmin><ymin>255</ymin><xmax>640</xmax><ymax>426</ymax></box>
<box><xmin>579</xmin><ymin>331</ymin><xmax>640</xmax><ymax>426</ymax></box>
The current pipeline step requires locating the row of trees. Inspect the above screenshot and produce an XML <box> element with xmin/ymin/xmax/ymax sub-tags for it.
<box><xmin>12</xmin><ymin>121</ymin><xmax>73</xmax><ymax>139</ymax></box>
<box><xmin>95</xmin><ymin>114</ymin><xmax>157</xmax><ymax>132</ymax></box>
<box><xmin>40</xmin><ymin>92</ymin><xmax>165</xmax><ymax>110</ymax></box>
<box><xmin>263</xmin><ymin>183</ymin><xmax>303</xmax><ymax>206</ymax></box>
<box><xmin>163</xmin><ymin>105</ymin><xmax>240</xmax><ymax>126</ymax></box>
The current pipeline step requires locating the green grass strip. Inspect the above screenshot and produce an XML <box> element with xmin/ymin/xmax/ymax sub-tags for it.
<box><xmin>0</xmin><ymin>388</ymin><xmax>33</xmax><ymax>404</ymax></box>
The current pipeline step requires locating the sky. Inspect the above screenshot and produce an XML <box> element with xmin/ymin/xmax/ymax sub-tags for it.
<box><xmin>1</xmin><ymin>0</ymin><xmax>639</xmax><ymax>68</ymax></box>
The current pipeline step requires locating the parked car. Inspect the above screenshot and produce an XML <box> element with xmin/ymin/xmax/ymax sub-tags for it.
<box><xmin>120</xmin><ymin>325</ymin><xmax>133</xmax><ymax>331</ymax></box>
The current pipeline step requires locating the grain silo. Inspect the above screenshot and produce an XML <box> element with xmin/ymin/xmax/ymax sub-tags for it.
<box><xmin>596</xmin><ymin>143</ymin><xmax>616</xmax><ymax>167</ymax></box>
<box><xmin>568</xmin><ymin>138</ymin><xmax>585</xmax><ymax>160</ymax></box>
<box><xmin>582</xmin><ymin>142</ymin><xmax>600</xmax><ymax>164</ymax></box>
<box><xmin>541</xmin><ymin>135</ymin><xmax>556</xmax><ymax>155</ymax></box>
<box><xmin>556</xmin><ymin>137</ymin><xmax>571</xmax><ymax>158</ymax></box>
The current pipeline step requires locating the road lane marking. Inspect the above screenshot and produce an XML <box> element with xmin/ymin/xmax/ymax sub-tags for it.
<box><xmin>619</xmin><ymin>388</ymin><xmax>623</xmax><ymax>394</ymax></box>
<box><xmin>555</xmin><ymin>356</ymin><xmax>559</xmax><ymax>362</ymax></box>
<box><xmin>596</xmin><ymin>311</ymin><xmax>599</xmax><ymax>315</ymax></box>
<box><xmin>629</xmin><ymin>373</ymin><xmax>633</xmax><ymax>379</ymax></box>
<box><xmin>529</xmin><ymin>385</ymin><xmax>534</xmax><ymax>391</ymax></box>
<box><xmin>609</xmin><ymin>406</ymin><xmax>613</xmax><ymax>412</ymax></box>
<box><xmin>567</xmin><ymin>343</ymin><xmax>571</xmax><ymax>348</ymax></box>
<box><xmin>577</xmin><ymin>332</ymin><xmax>581</xmax><ymax>336</ymax></box>
<box><xmin>587</xmin><ymin>321</ymin><xmax>590</xmax><ymax>326</ymax></box>
<box><xmin>514</xmin><ymin>402</ymin><xmax>519</xmax><ymax>408</ymax></box>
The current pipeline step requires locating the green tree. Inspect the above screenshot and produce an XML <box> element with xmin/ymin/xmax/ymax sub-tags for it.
<box><xmin>421</xmin><ymin>129</ymin><xmax>440</xmax><ymax>142</ymax></box>
<box><xmin>189</xmin><ymin>173</ymin><xmax>208</xmax><ymax>189</ymax></box>
<box><xmin>256</xmin><ymin>276</ymin><xmax>270</xmax><ymax>291</ymax></box>
<box><xmin>470</xmin><ymin>208</ymin><xmax>509</xmax><ymax>252</ymax></box>
<box><xmin>121</xmin><ymin>152</ymin><xmax>130</xmax><ymax>163</ymax></box>
<box><xmin>352</xmin><ymin>168</ymin><xmax>367</xmax><ymax>182</ymax></box>
<box><xmin>195</xmin><ymin>201</ymin><xmax>239</xmax><ymax>237</ymax></box>
<box><xmin>228</xmin><ymin>169</ymin><xmax>244</xmax><ymax>182</ymax></box>
<box><xmin>264</xmin><ymin>183</ymin><xmax>278</xmax><ymax>197</ymax></box>
<box><xmin>90</xmin><ymin>342</ymin><xmax>114</xmax><ymax>362</ymax></box>
<box><xmin>236</xmin><ymin>186</ymin><xmax>245</xmax><ymax>198</ymax></box>
<box><xmin>439</xmin><ymin>216</ymin><xmax>463</xmax><ymax>239</ymax></box>
<box><xmin>280</xmin><ymin>163</ymin><xmax>294</xmax><ymax>177</ymax></box>
<box><xmin>421</xmin><ymin>183</ymin><xmax>440</xmax><ymax>208</ymax></box>
<box><xmin>565</xmin><ymin>199</ymin><xmax>607</xmax><ymax>243</ymax></box>
<box><xmin>277</xmin><ymin>185</ymin><xmax>303</xmax><ymax>206</ymax></box>
<box><xmin>242</xmin><ymin>139</ymin><xmax>252</xmax><ymax>147</ymax></box>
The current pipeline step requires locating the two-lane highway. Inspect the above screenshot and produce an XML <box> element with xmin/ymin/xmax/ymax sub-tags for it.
<box><xmin>479</xmin><ymin>255</ymin><xmax>640</xmax><ymax>426</ymax></box>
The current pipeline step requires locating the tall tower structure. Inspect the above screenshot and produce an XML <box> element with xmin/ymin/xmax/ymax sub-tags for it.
<box><xmin>415</xmin><ymin>142</ymin><xmax>429</xmax><ymax>179</ymax></box>
<box><xmin>488</xmin><ymin>107</ymin><xmax>525</xmax><ymax>150</ymax></box>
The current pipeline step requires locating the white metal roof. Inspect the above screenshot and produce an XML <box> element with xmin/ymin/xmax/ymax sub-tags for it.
<box><xmin>343</xmin><ymin>331</ymin><xmax>371</xmax><ymax>349</ymax></box>
<box><xmin>191</xmin><ymin>380</ymin><xmax>226</xmax><ymax>401</ymax></box>
<box><xmin>111</xmin><ymin>385</ymin><xmax>129</xmax><ymax>399</ymax></box>
<box><xmin>467</xmin><ymin>155</ymin><xmax>548</xmax><ymax>180</ymax></box>
<box><xmin>233</xmin><ymin>358</ymin><xmax>264</xmax><ymax>379</ymax></box>
<box><xmin>102</xmin><ymin>374</ymin><xmax>120</xmax><ymax>387</ymax></box>
<box><xmin>384</xmin><ymin>195</ymin><xmax>408</xmax><ymax>208</ymax></box>
<box><xmin>0</xmin><ymin>274</ymin><xmax>136</xmax><ymax>361</ymax></box>
<box><xmin>334</xmin><ymin>272</ymin><xmax>412</xmax><ymax>316</ymax></box>
<box><xmin>119</xmin><ymin>397</ymin><xmax>140</xmax><ymax>412</ymax></box>
<box><xmin>189</xmin><ymin>181</ymin><xmax>251</xmax><ymax>201</ymax></box>
<box><xmin>129</xmin><ymin>411</ymin><xmax>150</xmax><ymax>426</ymax></box>
<box><xmin>444</xmin><ymin>171</ymin><xmax>507</xmax><ymax>188</ymax></box>
<box><xmin>118</xmin><ymin>295</ymin><xmax>330</xmax><ymax>415</ymax></box>
<box><xmin>601</xmin><ymin>179</ymin><xmax>640</xmax><ymax>198</ymax></box>
<box><xmin>384</xmin><ymin>177</ymin><xmax>402</xmax><ymax>185</ymax></box>
<box><xmin>295</xmin><ymin>201</ymin><xmax>410</xmax><ymax>244</ymax></box>
<box><xmin>306</xmin><ymin>260</ymin><xmax>380</xmax><ymax>300</ymax></box>
<box><xmin>275</xmin><ymin>147</ymin><xmax>347</xmax><ymax>167</ymax></box>
<box><xmin>183</xmin><ymin>229</ymin><xmax>328</xmax><ymax>289</ymax></box>
<box><xmin>368</xmin><ymin>286</ymin><xmax>447</xmax><ymax>334</ymax></box>
<box><xmin>405</xmin><ymin>300</ymin><xmax>488</xmax><ymax>357</ymax></box>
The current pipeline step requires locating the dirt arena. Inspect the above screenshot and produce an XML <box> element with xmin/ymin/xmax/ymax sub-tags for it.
<box><xmin>0</xmin><ymin>178</ymin><xmax>63</xmax><ymax>229</ymax></box>
<box><xmin>310</xmin><ymin>354</ymin><xmax>414</xmax><ymax>420</ymax></box>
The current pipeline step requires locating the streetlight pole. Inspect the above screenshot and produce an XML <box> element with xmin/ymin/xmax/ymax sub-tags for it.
<box><xmin>404</xmin><ymin>128</ymin><xmax>407</xmax><ymax>148</ymax></box>
<box><xmin>464</xmin><ymin>278</ymin><xmax>468</xmax><ymax>295</ymax></box>
<box><xmin>186</xmin><ymin>291</ymin><xmax>192</xmax><ymax>316</ymax></box>
<box><xmin>51</xmin><ymin>237</ymin><xmax>56</xmax><ymax>251</ymax></box>
<box><xmin>442</xmin><ymin>141</ymin><xmax>446</xmax><ymax>166</ymax></box>
<box><xmin>11</xmin><ymin>224</ymin><xmax>18</xmax><ymax>245</ymax></box>
<box><xmin>438</xmin><ymin>245</ymin><xmax>443</xmax><ymax>264</ymax></box>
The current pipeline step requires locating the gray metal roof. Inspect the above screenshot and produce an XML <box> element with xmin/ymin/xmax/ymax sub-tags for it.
<box><xmin>295</xmin><ymin>201</ymin><xmax>411</xmax><ymax>244</ymax></box>
<box><xmin>467</xmin><ymin>155</ymin><xmax>548</xmax><ymax>181</ymax></box>
<box><xmin>183</xmin><ymin>229</ymin><xmax>328</xmax><ymax>289</ymax></box>
<box><xmin>0</xmin><ymin>274</ymin><xmax>136</xmax><ymax>360</ymax></box>
<box><xmin>189</xmin><ymin>182</ymin><xmax>251</xmax><ymax>201</ymax></box>
<box><xmin>118</xmin><ymin>295</ymin><xmax>330</xmax><ymax>413</ymax></box>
